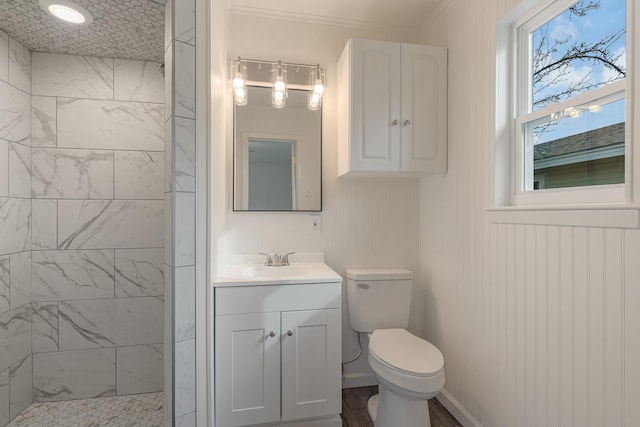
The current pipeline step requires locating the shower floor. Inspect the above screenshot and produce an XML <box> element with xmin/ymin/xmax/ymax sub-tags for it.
<box><xmin>7</xmin><ymin>392</ymin><xmax>163</xmax><ymax>427</ymax></box>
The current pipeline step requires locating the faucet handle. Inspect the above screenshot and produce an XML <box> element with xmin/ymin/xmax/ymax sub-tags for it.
<box><xmin>282</xmin><ymin>252</ymin><xmax>295</xmax><ymax>266</ymax></box>
<box><xmin>258</xmin><ymin>252</ymin><xmax>273</xmax><ymax>266</ymax></box>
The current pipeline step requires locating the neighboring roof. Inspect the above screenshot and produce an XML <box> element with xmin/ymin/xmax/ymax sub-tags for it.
<box><xmin>534</xmin><ymin>122</ymin><xmax>625</xmax><ymax>161</ymax></box>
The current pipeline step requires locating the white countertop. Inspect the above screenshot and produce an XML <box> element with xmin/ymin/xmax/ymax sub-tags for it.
<box><xmin>213</xmin><ymin>253</ymin><xmax>343</xmax><ymax>287</ymax></box>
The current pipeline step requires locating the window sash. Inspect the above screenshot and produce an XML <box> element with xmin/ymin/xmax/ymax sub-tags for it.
<box><xmin>510</xmin><ymin>0</ymin><xmax>627</xmax><ymax>205</ymax></box>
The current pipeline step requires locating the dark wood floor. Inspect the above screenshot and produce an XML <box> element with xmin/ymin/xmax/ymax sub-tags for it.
<box><xmin>340</xmin><ymin>386</ymin><xmax>461</xmax><ymax>427</ymax></box>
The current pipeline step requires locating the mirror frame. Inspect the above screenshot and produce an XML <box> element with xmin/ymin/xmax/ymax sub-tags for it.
<box><xmin>232</xmin><ymin>85</ymin><xmax>323</xmax><ymax>212</ymax></box>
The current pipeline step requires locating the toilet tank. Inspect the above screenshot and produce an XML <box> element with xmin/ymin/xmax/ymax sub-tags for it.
<box><xmin>346</xmin><ymin>269</ymin><xmax>413</xmax><ymax>333</ymax></box>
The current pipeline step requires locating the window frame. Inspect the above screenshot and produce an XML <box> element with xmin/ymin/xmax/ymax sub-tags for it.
<box><xmin>497</xmin><ymin>0</ymin><xmax>633</xmax><ymax>207</ymax></box>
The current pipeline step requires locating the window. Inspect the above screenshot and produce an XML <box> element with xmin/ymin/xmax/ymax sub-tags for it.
<box><xmin>500</xmin><ymin>0</ymin><xmax>629</xmax><ymax>205</ymax></box>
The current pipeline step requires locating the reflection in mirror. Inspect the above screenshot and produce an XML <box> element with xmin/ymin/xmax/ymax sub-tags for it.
<box><xmin>234</xmin><ymin>86</ymin><xmax>322</xmax><ymax>211</ymax></box>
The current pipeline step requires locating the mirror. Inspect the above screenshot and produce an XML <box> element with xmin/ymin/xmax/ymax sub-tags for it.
<box><xmin>234</xmin><ymin>86</ymin><xmax>322</xmax><ymax>211</ymax></box>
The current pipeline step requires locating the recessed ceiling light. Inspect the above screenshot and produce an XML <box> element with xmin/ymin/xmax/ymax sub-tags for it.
<box><xmin>39</xmin><ymin>0</ymin><xmax>93</xmax><ymax>25</ymax></box>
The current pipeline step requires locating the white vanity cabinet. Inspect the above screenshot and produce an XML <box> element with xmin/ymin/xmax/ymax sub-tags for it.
<box><xmin>337</xmin><ymin>38</ymin><xmax>447</xmax><ymax>176</ymax></box>
<box><xmin>214</xmin><ymin>282</ymin><xmax>342</xmax><ymax>427</ymax></box>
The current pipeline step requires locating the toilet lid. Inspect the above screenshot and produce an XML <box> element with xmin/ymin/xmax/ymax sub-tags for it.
<box><xmin>369</xmin><ymin>329</ymin><xmax>444</xmax><ymax>377</ymax></box>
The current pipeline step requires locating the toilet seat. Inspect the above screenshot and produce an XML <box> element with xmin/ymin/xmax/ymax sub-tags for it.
<box><xmin>369</xmin><ymin>329</ymin><xmax>444</xmax><ymax>377</ymax></box>
<box><xmin>368</xmin><ymin>329</ymin><xmax>445</xmax><ymax>396</ymax></box>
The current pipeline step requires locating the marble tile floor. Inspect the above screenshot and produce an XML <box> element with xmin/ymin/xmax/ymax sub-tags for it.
<box><xmin>7</xmin><ymin>392</ymin><xmax>163</xmax><ymax>427</ymax></box>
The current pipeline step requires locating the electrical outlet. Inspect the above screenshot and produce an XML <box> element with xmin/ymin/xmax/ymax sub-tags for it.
<box><xmin>309</xmin><ymin>214</ymin><xmax>321</xmax><ymax>234</ymax></box>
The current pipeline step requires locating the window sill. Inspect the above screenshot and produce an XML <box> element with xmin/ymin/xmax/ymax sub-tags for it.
<box><xmin>486</xmin><ymin>204</ymin><xmax>640</xmax><ymax>228</ymax></box>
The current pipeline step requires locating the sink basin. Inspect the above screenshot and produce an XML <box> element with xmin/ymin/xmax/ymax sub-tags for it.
<box><xmin>214</xmin><ymin>253</ymin><xmax>343</xmax><ymax>286</ymax></box>
<box><xmin>241</xmin><ymin>265</ymin><xmax>312</xmax><ymax>278</ymax></box>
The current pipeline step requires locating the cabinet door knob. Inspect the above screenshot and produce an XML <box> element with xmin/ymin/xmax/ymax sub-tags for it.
<box><xmin>268</xmin><ymin>331</ymin><xmax>276</xmax><ymax>338</ymax></box>
<box><xmin>392</xmin><ymin>119</ymin><xmax>399</xmax><ymax>126</ymax></box>
<box><xmin>286</xmin><ymin>330</ymin><xmax>294</xmax><ymax>336</ymax></box>
<box><xmin>403</xmin><ymin>119</ymin><xmax>411</xmax><ymax>126</ymax></box>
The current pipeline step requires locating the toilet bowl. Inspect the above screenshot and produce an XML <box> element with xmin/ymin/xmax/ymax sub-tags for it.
<box><xmin>366</xmin><ymin>328</ymin><xmax>445</xmax><ymax>427</ymax></box>
<box><xmin>346</xmin><ymin>269</ymin><xmax>445</xmax><ymax>427</ymax></box>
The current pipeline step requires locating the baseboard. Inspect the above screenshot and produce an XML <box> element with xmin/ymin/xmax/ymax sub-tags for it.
<box><xmin>436</xmin><ymin>388</ymin><xmax>483</xmax><ymax>427</ymax></box>
<box><xmin>341</xmin><ymin>373</ymin><xmax>376</xmax><ymax>389</ymax></box>
<box><xmin>248</xmin><ymin>415</ymin><xmax>342</xmax><ymax>427</ymax></box>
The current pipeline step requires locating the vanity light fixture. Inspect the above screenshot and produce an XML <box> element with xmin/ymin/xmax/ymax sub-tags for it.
<box><xmin>231</xmin><ymin>57</ymin><xmax>248</xmax><ymax>106</ymax></box>
<box><xmin>272</xmin><ymin>61</ymin><xmax>288</xmax><ymax>109</ymax></box>
<box><xmin>39</xmin><ymin>0</ymin><xmax>93</xmax><ymax>25</ymax></box>
<box><xmin>231</xmin><ymin>57</ymin><xmax>325</xmax><ymax>110</ymax></box>
<box><xmin>307</xmin><ymin>64</ymin><xmax>325</xmax><ymax>111</ymax></box>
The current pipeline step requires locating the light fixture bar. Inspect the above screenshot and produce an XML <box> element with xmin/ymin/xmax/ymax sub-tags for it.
<box><xmin>231</xmin><ymin>57</ymin><xmax>325</xmax><ymax>110</ymax></box>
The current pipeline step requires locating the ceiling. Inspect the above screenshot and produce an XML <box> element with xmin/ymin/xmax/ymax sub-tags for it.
<box><xmin>229</xmin><ymin>0</ymin><xmax>444</xmax><ymax>32</ymax></box>
<box><xmin>0</xmin><ymin>0</ymin><xmax>165</xmax><ymax>62</ymax></box>
<box><xmin>0</xmin><ymin>0</ymin><xmax>441</xmax><ymax>63</ymax></box>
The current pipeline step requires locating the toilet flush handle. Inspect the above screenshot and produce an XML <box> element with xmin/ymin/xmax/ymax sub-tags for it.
<box><xmin>357</xmin><ymin>283</ymin><xmax>370</xmax><ymax>289</ymax></box>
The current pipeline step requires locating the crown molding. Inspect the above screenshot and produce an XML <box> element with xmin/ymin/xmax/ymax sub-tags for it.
<box><xmin>419</xmin><ymin>0</ymin><xmax>453</xmax><ymax>36</ymax></box>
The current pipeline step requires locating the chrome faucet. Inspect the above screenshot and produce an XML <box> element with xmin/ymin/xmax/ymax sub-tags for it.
<box><xmin>258</xmin><ymin>252</ymin><xmax>295</xmax><ymax>266</ymax></box>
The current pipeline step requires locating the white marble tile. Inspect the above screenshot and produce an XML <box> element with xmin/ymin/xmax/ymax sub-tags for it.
<box><xmin>175</xmin><ymin>0</ymin><xmax>196</xmax><ymax>45</ymax></box>
<box><xmin>32</xmin><ymin>199</ymin><xmax>57</xmax><ymax>250</ymax></box>
<box><xmin>163</xmin><ymin>264</ymin><xmax>173</xmax><ymax>427</ymax></box>
<box><xmin>32</xmin><ymin>53</ymin><xmax>114</xmax><ymax>99</ymax></box>
<box><xmin>57</xmin><ymin>98</ymin><xmax>164</xmax><ymax>151</ymax></box>
<box><xmin>175</xmin><ymin>117</ymin><xmax>195</xmax><ymax>192</ymax></box>
<box><xmin>58</xmin><ymin>297</ymin><xmax>163</xmax><ymax>350</ymax></box>
<box><xmin>32</xmin><ymin>148</ymin><xmax>114</xmax><ymax>199</ymax></box>
<box><xmin>9</xmin><ymin>251</ymin><xmax>31</xmax><ymax>309</ymax></box>
<box><xmin>31</xmin><ymin>96</ymin><xmax>56</xmax><ymax>147</ymax></box>
<box><xmin>175</xmin><ymin>338</ymin><xmax>196</xmax><ymax>417</ymax></box>
<box><xmin>0</xmin><ymin>80</ymin><xmax>30</xmax><ymax>143</ymax></box>
<box><xmin>165</xmin><ymin>117</ymin><xmax>173</xmax><ymax>193</ymax></box>
<box><xmin>0</xmin><ymin>139</ymin><xmax>7</xmax><ymax>197</ymax></box>
<box><xmin>0</xmin><ymin>30</ymin><xmax>8</xmax><ymax>82</ymax></box>
<box><xmin>32</xmin><ymin>302</ymin><xmax>59</xmax><ymax>353</ymax></box>
<box><xmin>114</xmin><ymin>59</ymin><xmax>164</xmax><ymax>103</ymax></box>
<box><xmin>163</xmin><ymin>264</ymin><xmax>173</xmax><ymax>347</ymax></box>
<box><xmin>116</xmin><ymin>344</ymin><xmax>163</xmax><ymax>395</ymax></box>
<box><xmin>164</xmin><ymin>44</ymin><xmax>173</xmax><ymax>120</ymax></box>
<box><xmin>176</xmin><ymin>411</ymin><xmax>196</xmax><ymax>427</ymax></box>
<box><xmin>9</xmin><ymin>355</ymin><xmax>32</xmax><ymax>419</ymax></box>
<box><xmin>9</xmin><ymin>142</ymin><xmax>31</xmax><ymax>198</ymax></box>
<box><xmin>174</xmin><ymin>42</ymin><xmax>195</xmax><ymax>119</ymax></box>
<box><xmin>0</xmin><ymin>256</ymin><xmax>8</xmax><ymax>313</ymax></box>
<box><xmin>175</xmin><ymin>192</ymin><xmax>195</xmax><ymax>267</ymax></box>
<box><xmin>175</xmin><ymin>266</ymin><xmax>195</xmax><ymax>341</ymax></box>
<box><xmin>0</xmin><ymin>368</ymin><xmax>8</xmax><ymax>427</ymax></box>
<box><xmin>0</xmin><ymin>304</ymin><xmax>31</xmax><ymax>372</ymax></box>
<box><xmin>114</xmin><ymin>151</ymin><xmax>164</xmax><ymax>199</ymax></box>
<box><xmin>0</xmin><ymin>197</ymin><xmax>31</xmax><ymax>255</ymax></box>
<box><xmin>32</xmin><ymin>250</ymin><xmax>115</xmax><ymax>302</ymax></box>
<box><xmin>58</xmin><ymin>200</ymin><xmax>163</xmax><ymax>250</ymax></box>
<box><xmin>33</xmin><ymin>348</ymin><xmax>116</xmax><ymax>402</ymax></box>
<box><xmin>115</xmin><ymin>249</ymin><xmax>164</xmax><ymax>297</ymax></box>
<box><xmin>8</xmin><ymin>38</ymin><xmax>30</xmax><ymax>94</ymax></box>
<box><xmin>164</xmin><ymin>193</ymin><xmax>173</xmax><ymax>267</ymax></box>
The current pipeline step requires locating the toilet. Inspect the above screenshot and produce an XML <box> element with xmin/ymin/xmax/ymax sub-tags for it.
<box><xmin>346</xmin><ymin>269</ymin><xmax>445</xmax><ymax>427</ymax></box>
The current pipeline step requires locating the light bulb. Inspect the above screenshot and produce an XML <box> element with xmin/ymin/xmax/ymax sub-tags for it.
<box><xmin>233</xmin><ymin>76</ymin><xmax>244</xmax><ymax>89</ymax></box>
<box><xmin>48</xmin><ymin>4</ymin><xmax>85</xmax><ymax>23</ymax></box>
<box><xmin>234</xmin><ymin>87</ymin><xmax>247</xmax><ymax>106</ymax></box>
<box><xmin>313</xmin><ymin>81</ymin><xmax>324</xmax><ymax>95</ymax></box>
<box><xmin>274</xmin><ymin>78</ymin><xmax>286</xmax><ymax>92</ymax></box>
<box><xmin>588</xmin><ymin>104</ymin><xmax>601</xmax><ymax>113</ymax></box>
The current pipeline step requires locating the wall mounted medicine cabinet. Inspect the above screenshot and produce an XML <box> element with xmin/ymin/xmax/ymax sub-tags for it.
<box><xmin>337</xmin><ymin>39</ymin><xmax>448</xmax><ymax>176</ymax></box>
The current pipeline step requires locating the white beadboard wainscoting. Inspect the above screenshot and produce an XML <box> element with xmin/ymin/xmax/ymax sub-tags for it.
<box><xmin>419</xmin><ymin>1</ymin><xmax>640</xmax><ymax>426</ymax></box>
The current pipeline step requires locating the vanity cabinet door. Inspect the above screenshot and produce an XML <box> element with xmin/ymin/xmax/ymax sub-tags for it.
<box><xmin>281</xmin><ymin>309</ymin><xmax>342</xmax><ymax>422</ymax></box>
<box><xmin>215</xmin><ymin>312</ymin><xmax>281</xmax><ymax>427</ymax></box>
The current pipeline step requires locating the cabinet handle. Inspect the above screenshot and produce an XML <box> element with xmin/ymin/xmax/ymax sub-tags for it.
<box><xmin>392</xmin><ymin>119</ymin><xmax>399</xmax><ymax>126</ymax></box>
<box><xmin>286</xmin><ymin>330</ymin><xmax>294</xmax><ymax>336</ymax></box>
<box><xmin>268</xmin><ymin>331</ymin><xmax>276</xmax><ymax>338</ymax></box>
<box><xmin>403</xmin><ymin>120</ymin><xmax>411</xmax><ymax>126</ymax></box>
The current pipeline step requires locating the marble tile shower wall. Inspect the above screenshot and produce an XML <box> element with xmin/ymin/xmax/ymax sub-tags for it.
<box><xmin>28</xmin><ymin>51</ymin><xmax>165</xmax><ymax>408</ymax></box>
<box><xmin>164</xmin><ymin>0</ymin><xmax>197</xmax><ymax>425</ymax></box>
<box><xmin>0</xmin><ymin>31</ymin><xmax>33</xmax><ymax>427</ymax></box>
